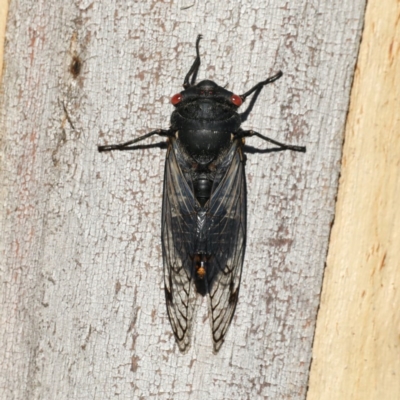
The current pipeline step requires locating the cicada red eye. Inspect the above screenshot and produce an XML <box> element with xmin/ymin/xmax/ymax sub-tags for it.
<box><xmin>171</xmin><ymin>93</ymin><xmax>182</xmax><ymax>105</ymax></box>
<box><xmin>230</xmin><ymin>94</ymin><xmax>243</xmax><ymax>107</ymax></box>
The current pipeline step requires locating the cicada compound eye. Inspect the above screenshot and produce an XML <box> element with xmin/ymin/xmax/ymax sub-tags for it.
<box><xmin>171</xmin><ymin>93</ymin><xmax>182</xmax><ymax>106</ymax></box>
<box><xmin>230</xmin><ymin>94</ymin><xmax>243</xmax><ymax>107</ymax></box>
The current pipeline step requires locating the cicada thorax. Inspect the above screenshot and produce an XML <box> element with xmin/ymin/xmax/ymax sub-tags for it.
<box><xmin>171</xmin><ymin>80</ymin><xmax>242</xmax><ymax>206</ymax></box>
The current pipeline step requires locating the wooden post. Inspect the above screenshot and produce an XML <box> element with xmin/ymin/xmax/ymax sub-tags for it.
<box><xmin>308</xmin><ymin>0</ymin><xmax>400</xmax><ymax>399</ymax></box>
<box><xmin>0</xmin><ymin>0</ymin><xmax>7</xmax><ymax>79</ymax></box>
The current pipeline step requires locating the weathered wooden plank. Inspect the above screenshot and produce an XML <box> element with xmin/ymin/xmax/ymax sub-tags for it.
<box><xmin>0</xmin><ymin>1</ymin><xmax>365</xmax><ymax>399</ymax></box>
<box><xmin>307</xmin><ymin>0</ymin><xmax>400</xmax><ymax>398</ymax></box>
<box><xmin>0</xmin><ymin>0</ymin><xmax>7</xmax><ymax>78</ymax></box>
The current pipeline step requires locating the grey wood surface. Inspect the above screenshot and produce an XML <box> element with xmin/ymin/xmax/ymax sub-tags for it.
<box><xmin>0</xmin><ymin>1</ymin><xmax>365</xmax><ymax>399</ymax></box>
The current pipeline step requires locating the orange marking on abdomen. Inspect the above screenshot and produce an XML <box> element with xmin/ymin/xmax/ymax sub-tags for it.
<box><xmin>196</xmin><ymin>266</ymin><xmax>206</xmax><ymax>279</ymax></box>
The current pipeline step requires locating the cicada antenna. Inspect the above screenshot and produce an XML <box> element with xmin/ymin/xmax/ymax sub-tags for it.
<box><xmin>183</xmin><ymin>34</ymin><xmax>203</xmax><ymax>88</ymax></box>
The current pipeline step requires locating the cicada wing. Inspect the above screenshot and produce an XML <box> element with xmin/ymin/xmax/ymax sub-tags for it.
<box><xmin>162</xmin><ymin>139</ymin><xmax>198</xmax><ymax>351</ymax></box>
<box><xmin>206</xmin><ymin>141</ymin><xmax>246</xmax><ymax>352</ymax></box>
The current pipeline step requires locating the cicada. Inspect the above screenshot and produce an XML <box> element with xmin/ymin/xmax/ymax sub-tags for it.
<box><xmin>98</xmin><ymin>35</ymin><xmax>305</xmax><ymax>352</ymax></box>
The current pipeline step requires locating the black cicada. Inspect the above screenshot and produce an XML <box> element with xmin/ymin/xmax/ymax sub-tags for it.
<box><xmin>98</xmin><ymin>35</ymin><xmax>305</xmax><ymax>352</ymax></box>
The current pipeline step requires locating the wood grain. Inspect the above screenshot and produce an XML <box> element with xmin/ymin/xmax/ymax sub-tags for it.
<box><xmin>0</xmin><ymin>0</ymin><xmax>8</xmax><ymax>79</ymax></box>
<box><xmin>308</xmin><ymin>0</ymin><xmax>400</xmax><ymax>399</ymax></box>
<box><xmin>0</xmin><ymin>1</ymin><xmax>365</xmax><ymax>398</ymax></box>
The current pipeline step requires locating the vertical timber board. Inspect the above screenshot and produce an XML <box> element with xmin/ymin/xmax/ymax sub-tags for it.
<box><xmin>308</xmin><ymin>0</ymin><xmax>400</xmax><ymax>399</ymax></box>
<box><xmin>0</xmin><ymin>1</ymin><xmax>365</xmax><ymax>399</ymax></box>
<box><xmin>0</xmin><ymin>0</ymin><xmax>8</xmax><ymax>79</ymax></box>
